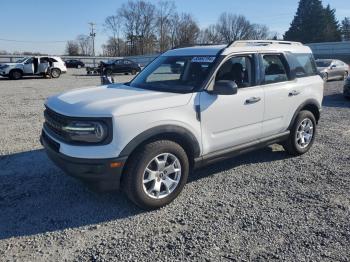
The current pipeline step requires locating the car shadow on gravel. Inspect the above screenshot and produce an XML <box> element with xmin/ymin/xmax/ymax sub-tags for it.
<box><xmin>189</xmin><ymin>146</ymin><xmax>291</xmax><ymax>183</ymax></box>
<box><xmin>0</xmin><ymin>146</ymin><xmax>290</xmax><ymax>240</ymax></box>
<box><xmin>0</xmin><ymin>149</ymin><xmax>141</xmax><ymax>240</ymax></box>
<box><xmin>0</xmin><ymin>76</ymin><xmax>45</xmax><ymax>81</ymax></box>
<box><xmin>322</xmin><ymin>93</ymin><xmax>350</xmax><ymax>108</ymax></box>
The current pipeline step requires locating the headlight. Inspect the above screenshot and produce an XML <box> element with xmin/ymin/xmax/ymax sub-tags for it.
<box><xmin>0</xmin><ymin>65</ymin><xmax>9</xmax><ymax>69</ymax></box>
<box><xmin>62</xmin><ymin>121</ymin><xmax>108</xmax><ymax>143</ymax></box>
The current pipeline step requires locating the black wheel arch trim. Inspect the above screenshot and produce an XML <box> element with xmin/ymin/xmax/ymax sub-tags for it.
<box><xmin>119</xmin><ymin>125</ymin><xmax>201</xmax><ymax>159</ymax></box>
<box><xmin>288</xmin><ymin>99</ymin><xmax>321</xmax><ymax>130</ymax></box>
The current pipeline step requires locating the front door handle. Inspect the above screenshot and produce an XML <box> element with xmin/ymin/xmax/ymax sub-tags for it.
<box><xmin>245</xmin><ymin>97</ymin><xmax>261</xmax><ymax>104</ymax></box>
<box><xmin>289</xmin><ymin>90</ymin><xmax>300</xmax><ymax>96</ymax></box>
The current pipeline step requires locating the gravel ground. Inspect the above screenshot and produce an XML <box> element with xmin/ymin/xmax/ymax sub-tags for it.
<box><xmin>0</xmin><ymin>70</ymin><xmax>349</xmax><ymax>261</ymax></box>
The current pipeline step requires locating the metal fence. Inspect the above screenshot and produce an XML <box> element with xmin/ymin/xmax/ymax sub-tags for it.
<box><xmin>307</xmin><ymin>41</ymin><xmax>350</xmax><ymax>63</ymax></box>
<box><xmin>1</xmin><ymin>41</ymin><xmax>350</xmax><ymax>65</ymax></box>
<box><xmin>0</xmin><ymin>54</ymin><xmax>158</xmax><ymax>67</ymax></box>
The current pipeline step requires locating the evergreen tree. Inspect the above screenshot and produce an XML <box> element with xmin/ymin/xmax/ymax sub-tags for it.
<box><xmin>341</xmin><ymin>17</ymin><xmax>350</xmax><ymax>41</ymax></box>
<box><xmin>284</xmin><ymin>0</ymin><xmax>341</xmax><ymax>43</ymax></box>
<box><xmin>323</xmin><ymin>5</ymin><xmax>342</xmax><ymax>42</ymax></box>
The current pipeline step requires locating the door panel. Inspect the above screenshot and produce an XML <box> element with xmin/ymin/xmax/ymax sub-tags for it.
<box><xmin>200</xmin><ymin>87</ymin><xmax>264</xmax><ymax>155</ymax></box>
<box><xmin>262</xmin><ymin>81</ymin><xmax>299</xmax><ymax>136</ymax></box>
<box><xmin>23</xmin><ymin>58</ymin><xmax>34</xmax><ymax>74</ymax></box>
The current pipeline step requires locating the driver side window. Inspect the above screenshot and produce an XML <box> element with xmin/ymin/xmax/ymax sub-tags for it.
<box><xmin>25</xmin><ymin>58</ymin><xmax>33</xmax><ymax>64</ymax></box>
<box><xmin>215</xmin><ymin>56</ymin><xmax>253</xmax><ymax>88</ymax></box>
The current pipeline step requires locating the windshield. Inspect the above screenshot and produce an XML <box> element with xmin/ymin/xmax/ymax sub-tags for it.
<box><xmin>16</xmin><ymin>57</ymin><xmax>28</xmax><ymax>63</ymax></box>
<box><xmin>129</xmin><ymin>55</ymin><xmax>216</xmax><ymax>93</ymax></box>
<box><xmin>316</xmin><ymin>61</ymin><xmax>331</xmax><ymax>67</ymax></box>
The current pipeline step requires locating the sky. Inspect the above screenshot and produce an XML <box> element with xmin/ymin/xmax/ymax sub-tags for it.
<box><xmin>0</xmin><ymin>0</ymin><xmax>348</xmax><ymax>55</ymax></box>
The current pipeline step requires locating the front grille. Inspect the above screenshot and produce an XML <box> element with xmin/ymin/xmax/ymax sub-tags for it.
<box><xmin>44</xmin><ymin>107</ymin><xmax>70</xmax><ymax>141</ymax></box>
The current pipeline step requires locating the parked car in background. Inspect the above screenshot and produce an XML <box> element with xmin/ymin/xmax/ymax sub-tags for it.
<box><xmin>100</xmin><ymin>59</ymin><xmax>141</xmax><ymax>75</ymax></box>
<box><xmin>0</xmin><ymin>56</ymin><xmax>67</xmax><ymax>80</ymax></box>
<box><xmin>344</xmin><ymin>76</ymin><xmax>350</xmax><ymax>99</ymax></box>
<box><xmin>65</xmin><ymin>59</ymin><xmax>85</xmax><ymax>69</ymax></box>
<box><xmin>316</xmin><ymin>59</ymin><xmax>349</xmax><ymax>81</ymax></box>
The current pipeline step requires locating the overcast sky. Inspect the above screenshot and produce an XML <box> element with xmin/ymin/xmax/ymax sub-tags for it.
<box><xmin>0</xmin><ymin>0</ymin><xmax>348</xmax><ymax>55</ymax></box>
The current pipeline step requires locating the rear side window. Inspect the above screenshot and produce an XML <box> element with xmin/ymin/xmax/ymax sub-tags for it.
<box><xmin>289</xmin><ymin>53</ymin><xmax>317</xmax><ymax>78</ymax></box>
<box><xmin>262</xmin><ymin>54</ymin><xmax>289</xmax><ymax>84</ymax></box>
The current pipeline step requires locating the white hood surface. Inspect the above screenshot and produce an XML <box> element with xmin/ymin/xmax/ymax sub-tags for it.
<box><xmin>46</xmin><ymin>84</ymin><xmax>193</xmax><ymax>117</ymax></box>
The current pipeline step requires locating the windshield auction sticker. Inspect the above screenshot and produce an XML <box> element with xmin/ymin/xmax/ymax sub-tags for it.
<box><xmin>191</xmin><ymin>57</ymin><xmax>216</xmax><ymax>63</ymax></box>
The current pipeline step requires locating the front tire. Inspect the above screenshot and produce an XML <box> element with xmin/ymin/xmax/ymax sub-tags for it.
<box><xmin>283</xmin><ymin>110</ymin><xmax>317</xmax><ymax>156</ymax></box>
<box><xmin>123</xmin><ymin>140</ymin><xmax>189</xmax><ymax>210</ymax></box>
<box><xmin>323</xmin><ymin>73</ymin><xmax>328</xmax><ymax>82</ymax></box>
<box><xmin>343</xmin><ymin>71</ymin><xmax>348</xmax><ymax>80</ymax></box>
<box><xmin>9</xmin><ymin>70</ymin><xmax>23</xmax><ymax>80</ymax></box>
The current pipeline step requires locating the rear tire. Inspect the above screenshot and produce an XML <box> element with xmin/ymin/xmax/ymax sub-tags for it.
<box><xmin>131</xmin><ymin>69</ymin><xmax>137</xmax><ymax>75</ymax></box>
<box><xmin>123</xmin><ymin>140</ymin><xmax>189</xmax><ymax>210</ymax></box>
<box><xmin>50</xmin><ymin>68</ymin><xmax>61</xmax><ymax>78</ymax></box>
<box><xmin>283</xmin><ymin>110</ymin><xmax>317</xmax><ymax>156</ymax></box>
<box><xmin>9</xmin><ymin>70</ymin><xmax>23</xmax><ymax>80</ymax></box>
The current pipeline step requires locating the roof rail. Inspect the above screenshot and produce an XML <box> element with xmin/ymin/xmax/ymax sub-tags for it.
<box><xmin>229</xmin><ymin>40</ymin><xmax>303</xmax><ymax>48</ymax></box>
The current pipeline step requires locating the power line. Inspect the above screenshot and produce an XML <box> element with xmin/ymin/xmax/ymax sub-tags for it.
<box><xmin>0</xmin><ymin>38</ymin><xmax>67</xmax><ymax>43</ymax></box>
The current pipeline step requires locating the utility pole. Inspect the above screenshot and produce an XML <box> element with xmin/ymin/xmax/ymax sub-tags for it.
<box><xmin>89</xmin><ymin>22</ymin><xmax>96</xmax><ymax>57</ymax></box>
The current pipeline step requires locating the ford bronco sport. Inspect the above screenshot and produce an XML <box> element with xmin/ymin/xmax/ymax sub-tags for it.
<box><xmin>41</xmin><ymin>40</ymin><xmax>324</xmax><ymax>209</ymax></box>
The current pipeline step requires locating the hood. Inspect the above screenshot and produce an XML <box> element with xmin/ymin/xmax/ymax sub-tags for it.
<box><xmin>0</xmin><ymin>63</ymin><xmax>16</xmax><ymax>67</ymax></box>
<box><xmin>46</xmin><ymin>84</ymin><xmax>193</xmax><ymax>117</ymax></box>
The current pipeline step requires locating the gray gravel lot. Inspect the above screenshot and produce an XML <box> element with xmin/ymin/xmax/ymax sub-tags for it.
<box><xmin>0</xmin><ymin>70</ymin><xmax>349</xmax><ymax>261</ymax></box>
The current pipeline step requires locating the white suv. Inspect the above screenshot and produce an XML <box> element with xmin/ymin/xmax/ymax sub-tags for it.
<box><xmin>0</xmin><ymin>56</ymin><xmax>67</xmax><ymax>80</ymax></box>
<box><xmin>41</xmin><ymin>41</ymin><xmax>324</xmax><ymax>209</ymax></box>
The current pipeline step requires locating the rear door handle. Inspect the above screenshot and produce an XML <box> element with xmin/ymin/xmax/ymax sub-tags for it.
<box><xmin>245</xmin><ymin>97</ymin><xmax>261</xmax><ymax>104</ymax></box>
<box><xmin>289</xmin><ymin>90</ymin><xmax>300</xmax><ymax>96</ymax></box>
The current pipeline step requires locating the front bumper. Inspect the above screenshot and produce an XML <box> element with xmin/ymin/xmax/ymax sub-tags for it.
<box><xmin>40</xmin><ymin>131</ymin><xmax>127</xmax><ymax>191</ymax></box>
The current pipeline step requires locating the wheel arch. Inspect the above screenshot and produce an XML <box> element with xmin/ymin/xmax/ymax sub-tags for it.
<box><xmin>9</xmin><ymin>68</ymin><xmax>23</xmax><ymax>74</ymax></box>
<box><xmin>288</xmin><ymin>99</ymin><xmax>321</xmax><ymax>130</ymax></box>
<box><xmin>120</xmin><ymin>125</ymin><xmax>201</xmax><ymax>167</ymax></box>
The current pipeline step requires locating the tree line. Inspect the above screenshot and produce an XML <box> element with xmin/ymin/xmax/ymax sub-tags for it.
<box><xmin>65</xmin><ymin>0</ymin><xmax>350</xmax><ymax>57</ymax></box>
<box><xmin>284</xmin><ymin>0</ymin><xmax>349</xmax><ymax>43</ymax></box>
<box><xmin>66</xmin><ymin>0</ymin><xmax>273</xmax><ymax>56</ymax></box>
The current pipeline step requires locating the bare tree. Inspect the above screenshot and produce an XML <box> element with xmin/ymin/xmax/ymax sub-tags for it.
<box><xmin>172</xmin><ymin>13</ymin><xmax>200</xmax><ymax>48</ymax></box>
<box><xmin>118</xmin><ymin>0</ymin><xmax>157</xmax><ymax>55</ymax></box>
<box><xmin>104</xmin><ymin>15</ymin><xmax>122</xmax><ymax>56</ymax></box>
<box><xmin>76</xmin><ymin>35</ymin><xmax>92</xmax><ymax>56</ymax></box>
<box><xmin>216</xmin><ymin>13</ymin><xmax>254</xmax><ymax>43</ymax></box>
<box><xmin>102</xmin><ymin>37</ymin><xmax>125</xmax><ymax>56</ymax></box>
<box><xmin>198</xmin><ymin>25</ymin><xmax>223</xmax><ymax>44</ymax></box>
<box><xmin>156</xmin><ymin>1</ymin><xmax>175</xmax><ymax>52</ymax></box>
<box><xmin>250</xmin><ymin>24</ymin><xmax>270</xmax><ymax>40</ymax></box>
<box><xmin>200</xmin><ymin>13</ymin><xmax>270</xmax><ymax>44</ymax></box>
<box><xmin>65</xmin><ymin>41</ymin><xmax>80</xmax><ymax>56</ymax></box>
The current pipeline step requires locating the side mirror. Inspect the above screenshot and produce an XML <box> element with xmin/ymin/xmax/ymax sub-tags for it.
<box><xmin>210</xmin><ymin>80</ymin><xmax>238</xmax><ymax>95</ymax></box>
<box><xmin>331</xmin><ymin>64</ymin><xmax>336</xmax><ymax>69</ymax></box>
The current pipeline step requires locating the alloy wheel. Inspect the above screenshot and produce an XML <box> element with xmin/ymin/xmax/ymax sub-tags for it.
<box><xmin>296</xmin><ymin>118</ymin><xmax>314</xmax><ymax>149</ymax></box>
<box><xmin>142</xmin><ymin>153</ymin><xmax>182</xmax><ymax>199</ymax></box>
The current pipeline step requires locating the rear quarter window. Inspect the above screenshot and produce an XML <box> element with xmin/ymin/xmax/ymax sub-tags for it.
<box><xmin>288</xmin><ymin>53</ymin><xmax>318</xmax><ymax>78</ymax></box>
